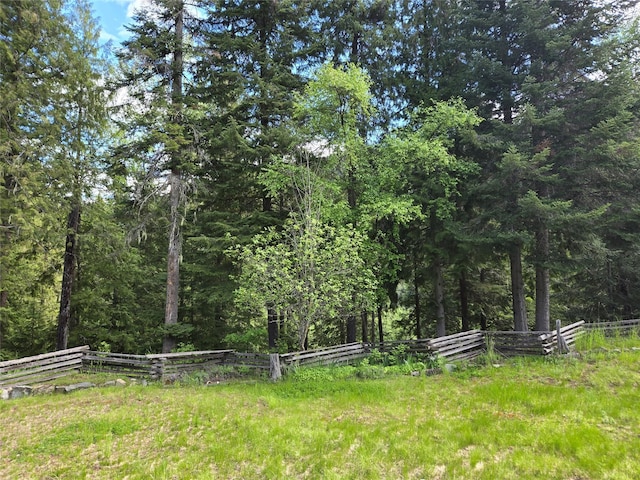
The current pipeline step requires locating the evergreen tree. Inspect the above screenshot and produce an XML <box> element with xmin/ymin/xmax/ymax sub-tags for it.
<box><xmin>183</xmin><ymin>0</ymin><xmax>313</xmax><ymax>349</ymax></box>
<box><xmin>115</xmin><ymin>0</ymin><xmax>199</xmax><ymax>352</ymax></box>
<box><xmin>54</xmin><ymin>0</ymin><xmax>109</xmax><ymax>349</ymax></box>
<box><xmin>383</xmin><ymin>100</ymin><xmax>482</xmax><ymax>336</ymax></box>
<box><xmin>441</xmin><ymin>0</ymin><xmax>639</xmax><ymax>330</ymax></box>
<box><xmin>70</xmin><ymin>197</ymin><xmax>166</xmax><ymax>353</ymax></box>
<box><xmin>0</xmin><ymin>0</ymin><xmax>108</xmax><ymax>354</ymax></box>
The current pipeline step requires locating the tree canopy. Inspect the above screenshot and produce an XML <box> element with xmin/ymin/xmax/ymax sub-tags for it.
<box><xmin>2</xmin><ymin>0</ymin><xmax>640</xmax><ymax>357</ymax></box>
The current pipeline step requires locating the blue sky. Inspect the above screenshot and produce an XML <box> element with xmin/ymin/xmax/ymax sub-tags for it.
<box><xmin>90</xmin><ymin>0</ymin><xmax>149</xmax><ymax>45</ymax></box>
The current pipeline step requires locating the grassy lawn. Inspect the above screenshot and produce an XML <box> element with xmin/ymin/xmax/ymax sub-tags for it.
<box><xmin>2</xmin><ymin>343</ymin><xmax>640</xmax><ymax>479</ymax></box>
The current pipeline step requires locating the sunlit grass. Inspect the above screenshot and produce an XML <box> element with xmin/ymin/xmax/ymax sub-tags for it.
<box><xmin>2</xmin><ymin>339</ymin><xmax>640</xmax><ymax>479</ymax></box>
<box><xmin>576</xmin><ymin>327</ymin><xmax>640</xmax><ymax>351</ymax></box>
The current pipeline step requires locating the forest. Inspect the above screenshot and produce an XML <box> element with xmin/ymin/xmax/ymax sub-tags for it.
<box><xmin>2</xmin><ymin>0</ymin><xmax>640</xmax><ymax>359</ymax></box>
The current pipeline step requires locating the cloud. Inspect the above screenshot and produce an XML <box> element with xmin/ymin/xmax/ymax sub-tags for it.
<box><xmin>126</xmin><ymin>0</ymin><xmax>203</xmax><ymax>22</ymax></box>
<box><xmin>99</xmin><ymin>30</ymin><xmax>121</xmax><ymax>43</ymax></box>
<box><xmin>126</xmin><ymin>0</ymin><xmax>158</xmax><ymax>19</ymax></box>
<box><xmin>118</xmin><ymin>25</ymin><xmax>131</xmax><ymax>38</ymax></box>
<box><xmin>93</xmin><ymin>0</ymin><xmax>130</xmax><ymax>4</ymax></box>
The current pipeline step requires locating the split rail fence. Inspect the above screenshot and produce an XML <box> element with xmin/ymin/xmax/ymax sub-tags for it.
<box><xmin>0</xmin><ymin>346</ymin><xmax>89</xmax><ymax>387</ymax></box>
<box><xmin>0</xmin><ymin>319</ymin><xmax>634</xmax><ymax>387</ymax></box>
<box><xmin>583</xmin><ymin>318</ymin><xmax>640</xmax><ymax>335</ymax></box>
<box><xmin>488</xmin><ymin>321</ymin><xmax>585</xmax><ymax>356</ymax></box>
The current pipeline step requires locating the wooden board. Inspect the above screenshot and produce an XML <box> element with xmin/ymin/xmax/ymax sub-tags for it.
<box><xmin>0</xmin><ymin>346</ymin><xmax>89</xmax><ymax>370</ymax></box>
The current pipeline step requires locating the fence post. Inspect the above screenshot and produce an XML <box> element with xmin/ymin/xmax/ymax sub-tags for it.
<box><xmin>269</xmin><ymin>353</ymin><xmax>282</xmax><ymax>381</ymax></box>
<box><xmin>556</xmin><ymin>320</ymin><xmax>569</xmax><ymax>354</ymax></box>
<box><xmin>150</xmin><ymin>357</ymin><xmax>166</xmax><ymax>381</ymax></box>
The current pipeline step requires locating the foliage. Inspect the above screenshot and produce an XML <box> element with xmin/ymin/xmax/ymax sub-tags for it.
<box><xmin>231</xmin><ymin>219</ymin><xmax>376</xmax><ymax>350</ymax></box>
<box><xmin>0</xmin><ymin>0</ymin><xmax>109</xmax><ymax>355</ymax></box>
<box><xmin>294</xmin><ymin>62</ymin><xmax>374</xmax><ymax>143</ymax></box>
<box><xmin>223</xmin><ymin>327</ymin><xmax>267</xmax><ymax>353</ymax></box>
<box><xmin>4</xmin><ymin>0</ymin><xmax>640</xmax><ymax>357</ymax></box>
<box><xmin>69</xmin><ymin>199</ymin><xmax>165</xmax><ymax>354</ymax></box>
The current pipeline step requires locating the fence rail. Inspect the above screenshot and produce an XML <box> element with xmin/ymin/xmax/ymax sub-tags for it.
<box><xmin>540</xmin><ymin>321</ymin><xmax>585</xmax><ymax>354</ymax></box>
<box><xmin>0</xmin><ymin>346</ymin><xmax>90</xmax><ymax>387</ymax></box>
<box><xmin>429</xmin><ymin>330</ymin><xmax>485</xmax><ymax>361</ymax></box>
<box><xmin>83</xmin><ymin>351</ymin><xmax>152</xmax><ymax>377</ymax></box>
<box><xmin>372</xmin><ymin>339</ymin><xmax>431</xmax><ymax>355</ymax></box>
<box><xmin>584</xmin><ymin>318</ymin><xmax>640</xmax><ymax>335</ymax></box>
<box><xmin>3</xmin><ymin>319</ymin><xmax>638</xmax><ymax>389</ymax></box>
<box><xmin>488</xmin><ymin>331</ymin><xmax>547</xmax><ymax>356</ymax></box>
<box><xmin>146</xmin><ymin>350</ymin><xmax>234</xmax><ymax>379</ymax></box>
<box><xmin>226</xmin><ymin>352</ymin><xmax>271</xmax><ymax>370</ymax></box>
<box><xmin>280</xmin><ymin>342</ymin><xmax>368</xmax><ymax>368</ymax></box>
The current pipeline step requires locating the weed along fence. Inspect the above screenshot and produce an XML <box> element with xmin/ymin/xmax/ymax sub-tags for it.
<box><xmin>373</xmin><ymin>339</ymin><xmax>431</xmax><ymax>355</ymax></box>
<box><xmin>0</xmin><ymin>319</ymin><xmax>628</xmax><ymax>389</ymax></box>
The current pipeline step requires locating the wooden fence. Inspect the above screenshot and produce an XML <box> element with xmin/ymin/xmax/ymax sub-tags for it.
<box><xmin>488</xmin><ymin>321</ymin><xmax>585</xmax><ymax>356</ymax></box>
<box><xmin>84</xmin><ymin>350</ymin><xmax>236</xmax><ymax>380</ymax></box>
<box><xmin>368</xmin><ymin>331</ymin><xmax>484</xmax><ymax>361</ymax></box>
<box><xmin>83</xmin><ymin>351</ymin><xmax>151</xmax><ymax>378</ymax></box>
<box><xmin>429</xmin><ymin>330</ymin><xmax>485</xmax><ymax>361</ymax></box>
<box><xmin>372</xmin><ymin>339</ymin><xmax>431</xmax><ymax>355</ymax></box>
<box><xmin>280</xmin><ymin>342</ymin><xmax>368</xmax><ymax>368</ymax></box>
<box><xmin>540</xmin><ymin>321</ymin><xmax>585</xmax><ymax>354</ymax></box>
<box><xmin>225</xmin><ymin>352</ymin><xmax>271</xmax><ymax>370</ymax></box>
<box><xmin>83</xmin><ymin>350</ymin><xmax>233</xmax><ymax>380</ymax></box>
<box><xmin>3</xmin><ymin>319</ymin><xmax>635</xmax><ymax>388</ymax></box>
<box><xmin>0</xmin><ymin>346</ymin><xmax>89</xmax><ymax>387</ymax></box>
<box><xmin>275</xmin><ymin>330</ymin><xmax>484</xmax><ymax>372</ymax></box>
<box><xmin>584</xmin><ymin>318</ymin><xmax>640</xmax><ymax>335</ymax></box>
<box><xmin>488</xmin><ymin>331</ymin><xmax>548</xmax><ymax>356</ymax></box>
<box><xmin>145</xmin><ymin>350</ymin><xmax>234</xmax><ymax>379</ymax></box>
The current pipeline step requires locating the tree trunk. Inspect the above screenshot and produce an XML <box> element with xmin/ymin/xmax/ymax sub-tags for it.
<box><xmin>162</xmin><ymin>4</ymin><xmax>184</xmax><ymax>353</ymax></box>
<box><xmin>370</xmin><ymin>310</ymin><xmax>375</xmax><ymax>343</ymax></box>
<box><xmin>163</xmin><ymin>169</ymin><xmax>182</xmax><ymax>353</ymax></box>
<box><xmin>361</xmin><ymin>311</ymin><xmax>368</xmax><ymax>343</ymax></box>
<box><xmin>509</xmin><ymin>243</ymin><xmax>529</xmax><ymax>331</ymax></box>
<box><xmin>56</xmin><ymin>205</ymin><xmax>81</xmax><ymax>350</ymax></box>
<box><xmin>535</xmin><ymin>226</ymin><xmax>550</xmax><ymax>331</ymax></box>
<box><xmin>377</xmin><ymin>305</ymin><xmax>384</xmax><ymax>343</ymax></box>
<box><xmin>267</xmin><ymin>306</ymin><xmax>278</xmax><ymax>349</ymax></box>
<box><xmin>414</xmin><ymin>255</ymin><xmax>421</xmax><ymax>338</ymax></box>
<box><xmin>0</xmin><ymin>225</ymin><xmax>8</xmax><ymax>354</ymax></box>
<box><xmin>435</xmin><ymin>261</ymin><xmax>446</xmax><ymax>337</ymax></box>
<box><xmin>479</xmin><ymin>268</ymin><xmax>488</xmax><ymax>330</ymax></box>
<box><xmin>459</xmin><ymin>270</ymin><xmax>470</xmax><ymax>331</ymax></box>
<box><xmin>346</xmin><ymin>314</ymin><xmax>357</xmax><ymax>343</ymax></box>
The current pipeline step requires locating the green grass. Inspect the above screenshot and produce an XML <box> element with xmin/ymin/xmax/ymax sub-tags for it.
<box><xmin>2</xmin><ymin>339</ymin><xmax>640</xmax><ymax>479</ymax></box>
<box><xmin>575</xmin><ymin>327</ymin><xmax>640</xmax><ymax>351</ymax></box>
